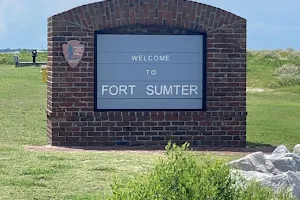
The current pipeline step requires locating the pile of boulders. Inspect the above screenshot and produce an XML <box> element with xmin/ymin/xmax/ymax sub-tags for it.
<box><xmin>229</xmin><ymin>145</ymin><xmax>300</xmax><ymax>199</ymax></box>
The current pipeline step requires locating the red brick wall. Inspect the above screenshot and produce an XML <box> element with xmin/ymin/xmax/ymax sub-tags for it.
<box><xmin>47</xmin><ymin>0</ymin><xmax>247</xmax><ymax>147</ymax></box>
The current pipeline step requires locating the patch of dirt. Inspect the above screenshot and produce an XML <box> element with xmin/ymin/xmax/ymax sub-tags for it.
<box><xmin>246</xmin><ymin>87</ymin><xmax>266</xmax><ymax>93</ymax></box>
<box><xmin>24</xmin><ymin>145</ymin><xmax>276</xmax><ymax>156</ymax></box>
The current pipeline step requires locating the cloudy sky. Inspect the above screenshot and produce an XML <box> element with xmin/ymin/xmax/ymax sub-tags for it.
<box><xmin>0</xmin><ymin>0</ymin><xmax>299</xmax><ymax>50</ymax></box>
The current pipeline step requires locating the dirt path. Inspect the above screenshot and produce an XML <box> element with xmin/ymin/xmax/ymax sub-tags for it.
<box><xmin>246</xmin><ymin>87</ymin><xmax>266</xmax><ymax>92</ymax></box>
<box><xmin>24</xmin><ymin>145</ymin><xmax>275</xmax><ymax>156</ymax></box>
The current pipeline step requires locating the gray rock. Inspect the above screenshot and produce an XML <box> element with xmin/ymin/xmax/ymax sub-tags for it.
<box><xmin>269</xmin><ymin>157</ymin><xmax>297</xmax><ymax>173</ymax></box>
<box><xmin>293</xmin><ymin>144</ymin><xmax>300</xmax><ymax>156</ymax></box>
<box><xmin>265</xmin><ymin>159</ymin><xmax>281</xmax><ymax>175</ymax></box>
<box><xmin>272</xmin><ymin>145</ymin><xmax>290</xmax><ymax>155</ymax></box>
<box><xmin>284</xmin><ymin>153</ymin><xmax>300</xmax><ymax>170</ymax></box>
<box><xmin>233</xmin><ymin>170</ymin><xmax>297</xmax><ymax>198</ymax></box>
<box><xmin>229</xmin><ymin>146</ymin><xmax>300</xmax><ymax>199</ymax></box>
<box><xmin>229</xmin><ymin>152</ymin><xmax>274</xmax><ymax>173</ymax></box>
<box><xmin>286</xmin><ymin>171</ymin><xmax>300</xmax><ymax>199</ymax></box>
<box><xmin>267</xmin><ymin>153</ymin><xmax>300</xmax><ymax>173</ymax></box>
<box><xmin>259</xmin><ymin>171</ymin><xmax>300</xmax><ymax>198</ymax></box>
<box><xmin>241</xmin><ymin>170</ymin><xmax>272</xmax><ymax>180</ymax></box>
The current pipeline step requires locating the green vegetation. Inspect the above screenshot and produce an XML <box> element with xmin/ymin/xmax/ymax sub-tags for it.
<box><xmin>0</xmin><ymin>65</ymin><xmax>238</xmax><ymax>199</ymax></box>
<box><xmin>246</xmin><ymin>49</ymin><xmax>300</xmax><ymax>149</ymax></box>
<box><xmin>0</xmin><ymin>65</ymin><xmax>158</xmax><ymax>199</ymax></box>
<box><xmin>0</xmin><ymin>49</ymin><xmax>300</xmax><ymax>199</ymax></box>
<box><xmin>108</xmin><ymin>142</ymin><xmax>294</xmax><ymax>200</ymax></box>
<box><xmin>0</xmin><ymin>51</ymin><xmax>47</xmax><ymax>65</ymax></box>
<box><xmin>247</xmin><ymin>91</ymin><xmax>300</xmax><ymax>149</ymax></box>
<box><xmin>248</xmin><ymin>49</ymin><xmax>300</xmax><ymax>92</ymax></box>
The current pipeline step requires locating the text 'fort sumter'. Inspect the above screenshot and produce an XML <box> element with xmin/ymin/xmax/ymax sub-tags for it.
<box><xmin>100</xmin><ymin>85</ymin><xmax>199</xmax><ymax>96</ymax></box>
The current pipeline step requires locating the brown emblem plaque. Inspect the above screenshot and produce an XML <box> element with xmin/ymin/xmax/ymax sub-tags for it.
<box><xmin>62</xmin><ymin>40</ymin><xmax>85</xmax><ymax>68</ymax></box>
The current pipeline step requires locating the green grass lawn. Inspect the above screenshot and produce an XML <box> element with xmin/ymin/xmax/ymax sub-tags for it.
<box><xmin>246</xmin><ymin>50</ymin><xmax>300</xmax><ymax>149</ymax></box>
<box><xmin>1</xmin><ymin>49</ymin><xmax>300</xmax><ymax>199</ymax></box>
<box><xmin>0</xmin><ymin>65</ymin><xmax>161</xmax><ymax>199</ymax></box>
<box><xmin>247</xmin><ymin>91</ymin><xmax>300</xmax><ymax>148</ymax></box>
<box><xmin>0</xmin><ymin>65</ymin><xmax>239</xmax><ymax>199</ymax></box>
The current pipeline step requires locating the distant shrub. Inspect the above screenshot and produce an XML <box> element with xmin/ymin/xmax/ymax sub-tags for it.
<box><xmin>0</xmin><ymin>56</ymin><xmax>11</xmax><ymax>65</ymax></box>
<box><xmin>286</xmin><ymin>52</ymin><xmax>300</xmax><ymax>60</ymax></box>
<box><xmin>270</xmin><ymin>64</ymin><xmax>300</xmax><ymax>87</ymax></box>
<box><xmin>286</xmin><ymin>48</ymin><xmax>295</xmax><ymax>52</ymax></box>
<box><xmin>257</xmin><ymin>51</ymin><xmax>282</xmax><ymax>59</ymax></box>
<box><xmin>107</xmin><ymin>142</ymin><xmax>294</xmax><ymax>200</ymax></box>
<box><xmin>0</xmin><ymin>51</ymin><xmax>47</xmax><ymax>65</ymax></box>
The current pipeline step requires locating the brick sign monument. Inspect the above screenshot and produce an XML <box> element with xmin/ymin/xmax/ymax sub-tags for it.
<box><xmin>47</xmin><ymin>0</ymin><xmax>247</xmax><ymax>147</ymax></box>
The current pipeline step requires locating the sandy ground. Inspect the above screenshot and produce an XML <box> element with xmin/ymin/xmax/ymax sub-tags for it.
<box><xmin>246</xmin><ymin>88</ymin><xmax>266</xmax><ymax>92</ymax></box>
<box><xmin>24</xmin><ymin>145</ymin><xmax>275</xmax><ymax>156</ymax></box>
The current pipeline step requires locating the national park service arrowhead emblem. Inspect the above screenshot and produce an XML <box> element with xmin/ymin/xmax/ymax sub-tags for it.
<box><xmin>62</xmin><ymin>40</ymin><xmax>85</xmax><ymax>68</ymax></box>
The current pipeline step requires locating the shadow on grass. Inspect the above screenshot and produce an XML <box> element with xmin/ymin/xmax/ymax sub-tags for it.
<box><xmin>246</xmin><ymin>142</ymin><xmax>276</xmax><ymax>148</ymax></box>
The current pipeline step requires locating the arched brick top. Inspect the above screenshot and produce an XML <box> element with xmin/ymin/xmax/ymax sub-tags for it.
<box><xmin>49</xmin><ymin>0</ymin><xmax>245</xmax><ymax>33</ymax></box>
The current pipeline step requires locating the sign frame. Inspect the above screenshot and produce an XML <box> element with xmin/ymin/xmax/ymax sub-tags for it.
<box><xmin>94</xmin><ymin>31</ymin><xmax>207</xmax><ymax>112</ymax></box>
